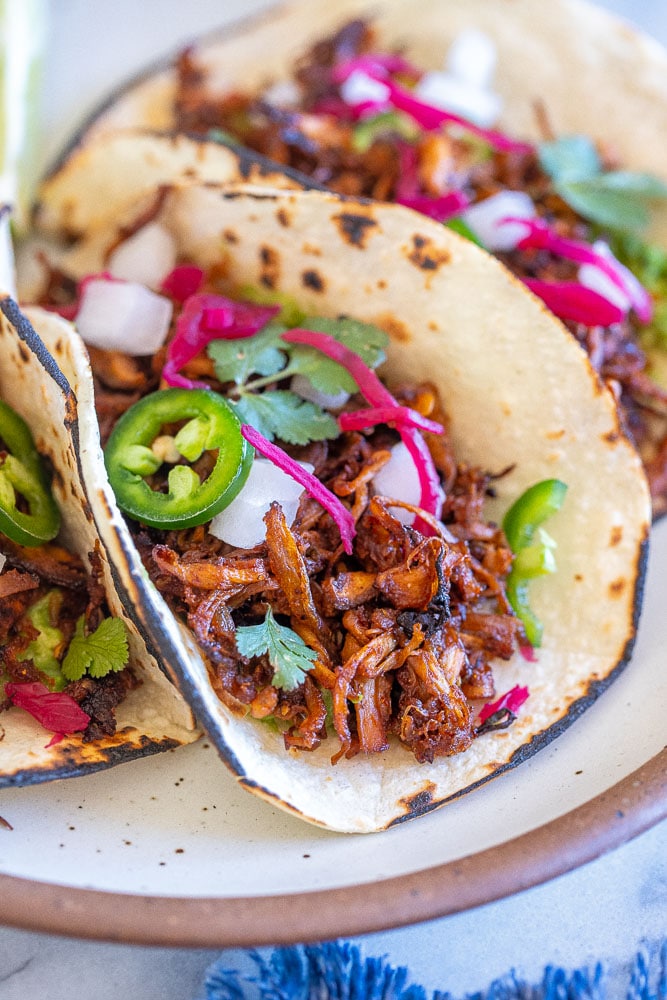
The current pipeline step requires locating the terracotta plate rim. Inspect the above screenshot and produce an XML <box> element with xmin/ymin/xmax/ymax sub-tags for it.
<box><xmin>0</xmin><ymin>747</ymin><xmax>664</xmax><ymax>947</ymax></box>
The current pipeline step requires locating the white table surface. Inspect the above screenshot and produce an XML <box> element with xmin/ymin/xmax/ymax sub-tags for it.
<box><xmin>1</xmin><ymin>2</ymin><xmax>666</xmax><ymax>998</ymax></box>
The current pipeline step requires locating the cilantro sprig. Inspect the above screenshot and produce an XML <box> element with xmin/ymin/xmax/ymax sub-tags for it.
<box><xmin>538</xmin><ymin>135</ymin><xmax>667</xmax><ymax>234</ymax></box>
<box><xmin>61</xmin><ymin>616</ymin><xmax>130</xmax><ymax>681</ymax></box>
<box><xmin>234</xmin><ymin>606</ymin><xmax>317</xmax><ymax>691</ymax></box>
<box><xmin>207</xmin><ymin>314</ymin><xmax>388</xmax><ymax>444</ymax></box>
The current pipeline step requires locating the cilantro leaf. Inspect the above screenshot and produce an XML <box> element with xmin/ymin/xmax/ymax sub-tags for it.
<box><xmin>539</xmin><ymin>136</ymin><xmax>667</xmax><ymax>234</ymax></box>
<box><xmin>61</xmin><ymin>617</ymin><xmax>129</xmax><ymax>681</ymax></box>
<box><xmin>235</xmin><ymin>606</ymin><xmax>317</xmax><ymax>691</ymax></box>
<box><xmin>208</xmin><ymin>323</ymin><xmax>288</xmax><ymax>385</ymax></box>
<box><xmin>538</xmin><ymin>135</ymin><xmax>601</xmax><ymax>184</ymax></box>
<box><xmin>286</xmin><ymin>316</ymin><xmax>388</xmax><ymax>395</ymax></box>
<box><xmin>557</xmin><ymin>173</ymin><xmax>667</xmax><ymax>233</ymax></box>
<box><xmin>232</xmin><ymin>390</ymin><xmax>339</xmax><ymax>444</ymax></box>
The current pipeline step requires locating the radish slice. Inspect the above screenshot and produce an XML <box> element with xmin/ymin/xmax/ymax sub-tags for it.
<box><xmin>107</xmin><ymin>222</ymin><xmax>177</xmax><ymax>290</ymax></box>
<box><xmin>75</xmin><ymin>278</ymin><xmax>173</xmax><ymax>354</ymax></box>
<box><xmin>209</xmin><ymin>458</ymin><xmax>314</xmax><ymax>549</ymax></box>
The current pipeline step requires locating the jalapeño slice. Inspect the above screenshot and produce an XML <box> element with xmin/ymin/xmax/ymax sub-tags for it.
<box><xmin>104</xmin><ymin>388</ymin><xmax>253</xmax><ymax>529</ymax></box>
<box><xmin>0</xmin><ymin>399</ymin><xmax>61</xmax><ymax>546</ymax></box>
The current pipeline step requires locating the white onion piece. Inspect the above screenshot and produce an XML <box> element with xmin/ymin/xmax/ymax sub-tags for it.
<box><xmin>578</xmin><ymin>263</ymin><xmax>631</xmax><ymax>312</ymax></box>
<box><xmin>340</xmin><ymin>70</ymin><xmax>390</xmax><ymax>107</ymax></box>
<box><xmin>371</xmin><ymin>441</ymin><xmax>421</xmax><ymax>525</ymax></box>
<box><xmin>263</xmin><ymin>79</ymin><xmax>301</xmax><ymax>107</ymax></box>
<box><xmin>446</xmin><ymin>29</ymin><xmax>498</xmax><ymax>90</ymax></box>
<box><xmin>290</xmin><ymin>374</ymin><xmax>350</xmax><ymax>410</ymax></box>
<box><xmin>414</xmin><ymin>71</ymin><xmax>501</xmax><ymax>128</ymax></box>
<box><xmin>462</xmin><ymin>190</ymin><xmax>536</xmax><ymax>251</ymax></box>
<box><xmin>208</xmin><ymin>458</ymin><xmax>314</xmax><ymax>549</ymax></box>
<box><xmin>0</xmin><ymin>553</ymin><xmax>6</xmax><ymax>573</ymax></box>
<box><xmin>107</xmin><ymin>222</ymin><xmax>177</xmax><ymax>290</ymax></box>
<box><xmin>75</xmin><ymin>279</ymin><xmax>173</xmax><ymax>354</ymax></box>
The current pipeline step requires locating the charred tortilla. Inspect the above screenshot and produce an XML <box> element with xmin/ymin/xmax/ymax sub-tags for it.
<box><xmin>25</xmin><ymin>184</ymin><xmax>650</xmax><ymax>831</ymax></box>
<box><xmin>30</xmin><ymin>0</ymin><xmax>667</xmax><ymax>517</ymax></box>
<box><xmin>0</xmin><ymin>298</ymin><xmax>199</xmax><ymax>788</ymax></box>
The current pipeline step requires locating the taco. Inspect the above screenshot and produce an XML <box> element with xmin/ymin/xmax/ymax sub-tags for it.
<box><xmin>0</xmin><ymin>296</ymin><xmax>198</xmax><ymax>788</ymax></box>
<box><xmin>30</xmin><ymin>0</ymin><xmax>667</xmax><ymax>516</ymax></box>
<box><xmin>20</xmin><ymin>182</ymin><xmax>650</xmax><ymax>832</ymax></box>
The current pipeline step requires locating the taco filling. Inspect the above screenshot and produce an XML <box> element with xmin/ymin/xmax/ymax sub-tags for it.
<box><xmin>37</xmin><ymin>266</ymin><xmax>551</xmax><ymax>763</ymax></box>
<box><xmin>22</xmin><ymin>184</ymin><xmax>649</xmax><ymax>830</ymax></box>
<box><xmin>168</xmin><ymin>17</ymin><xmax>667</xmax><ymax>514</ymax></box>
<box><xmin>0</xmin><ymin>296</ymin><xmax>199</xmax><ymax>788</ymax></box>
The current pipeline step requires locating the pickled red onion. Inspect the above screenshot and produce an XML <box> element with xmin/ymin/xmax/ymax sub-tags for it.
<box><xmin>161</xmin><ymin>265</ymin><xmax>205</xmax><ymax>303</ymax></box>
<box><xmin>396</xmin><ymin>191</ymin><xmax>470</xmax><ymax>222</ymax></box>
<box><xmin>240</xmin><ymin>424</ymin><xmax>356</xmax><ymax>554</ymax></box>
<box><xmin>338</xmin><ymin>405</ymin><xmax>444</xmax><ymax>435</ymax></box>
<box><xmin>522</xmin><ymin>279</ymin><xmax>626</xmax><ymax>327</ymax></box>
<box><xmin>509</xmin><ymin>219</ymin><xmax>653</xmax><ymax>323</ymax></box>
<box><xmin>162</xmin><ymin>295</ymin><xmax>279</xmax><ymax>389</ymax></box>
<box><xmin>5</xmin><ymin>681</ymin><xmax>90</xmax><ymax>734</ymax></box>
<box><xmin>337</xmin><ymin>61</ymin><xmax>532</xmax><ymax>155</ymax></box>
<box><xmin>477</xmin><ymin>684</ymin><xmax>529</xmax><ymax>724</ymax></box>
<box><xmin>282</xmin><ymin>329</ymin><xmax>444</xmax><ymax>525</ymax></box>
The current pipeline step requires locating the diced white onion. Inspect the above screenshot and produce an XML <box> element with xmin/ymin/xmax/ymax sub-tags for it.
<box><xmin>414</xmin><ymin>71</ymin><xmax>501</xmax><ymax>128</ymax></box>
<box><xmin>263</xmin><ymin>79</ymin><xmax>301</xmax><ymax>107</ymax></box>
<box><xmin>371</xmin><ymin>441</ymin><xmax>421</xmax><ymax>525</ymax></box>
<box><xmin>446</xmin><ymin>29</ymin><xmax>498</xmax><ymax>91</ymax></box>
<box><xmin>75</xmin><ymin>279</ymin><xmax>173</xmax><ymax>354</ymax></box>
<box><xmin>340</xmin><ymin>70</ymin><xmax>390</xmax><ymax>107</ymax></box>
<box><xmin>107</xmin><ymin>222</ymin><xmax>177</xmax><ymax>290</ymax></box>
<box><xmin>0</xmin><ymin>553</ymin><xmax>6</xmax><ymax>573</ymax></box>
<box><xmin>208</xmin><ymin>458</ymin><xmax>314</xmax><ymax>549</ymax></box>
<box><xmin>462</xmin><ymin>190</ymin><xmax>535</xmax><ymax>251</ymax></box>
<box><xmin>290</xmin><ymin>374</ymin><xmax>350</xmax><ymax>410</ymax></box>
<box><xmin>578</xmin><ymin>262</ymin><xmax>631</xmax><ymax>312</ymax></box>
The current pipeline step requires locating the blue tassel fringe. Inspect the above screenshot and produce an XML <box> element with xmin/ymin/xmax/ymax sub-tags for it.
<box><xmin>200</xmin><ymin>940</ymin><xmax>667</xmax><ymax>1000</ymax></box>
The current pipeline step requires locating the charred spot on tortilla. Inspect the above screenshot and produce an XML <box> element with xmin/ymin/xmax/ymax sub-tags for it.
<box><xmin>259</xmin><ymin>244</ymin><xmax>280</xmax><ymax>288</ymax></box>
<box><xmin>609</xmin><ymin>578</ymin><xmax>627</xmax><ymax>598</ymax></box>
<box><xmin>407</xmin><ymin>234</ymin><xmax>451</xmax><ymax>273</ymax></box>
<box><xmin>376</xmin><ymin>314</ymin><xmax>411</xmax><ymax>344</ymax></box>
<box><xmin>333</xmin><ymin>211</ymin><xmax>378</xmax><ymax>248</ymax></box>
<box><xmin>302</xmin><ymin>269</ymin><xmax>325</xmax><ymax>292</ymax></box>
<box><xmin>604</xmin><ymin>430</ymin><xmax>621</xmax><ymax>444</ymax></box>
<box><xmin>223</xmin><ymin>228</ymin><xmax>239</xmax><ymax>244</ymax></box>
<box><xmin>276</xmin><ymin>208</ymin><xmax>291</xmax><ymax>227</ymax></box>
<box><xmin>610</xmin><ymin>526</ymin><xmax>624</xmax><ymax>546</ymax></box>
<box><xmin>392</xmin><ymin>783</ymin><xmax>438</xmax><ymax>824</ymax></box>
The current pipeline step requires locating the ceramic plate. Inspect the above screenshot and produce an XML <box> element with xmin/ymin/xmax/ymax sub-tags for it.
<box><xmin>0</xmin><ymin>515</ymin><xmax>664</xmax><ymax>946</ymax></box>
<box><xmin>1</xmin><ymin>0</ymin><xmax>665</xmax><ymax>949</ymax></box>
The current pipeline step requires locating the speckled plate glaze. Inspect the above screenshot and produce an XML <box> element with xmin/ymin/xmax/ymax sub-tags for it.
<box><xmin>2</xmin><ymin>0</ymin><xmax>665</xmax><ymax>948</ymax></box>
<box><xmin>0</xmin><ymin>517</ymin><xmax>664</xmax><ymax>945</ymax></box>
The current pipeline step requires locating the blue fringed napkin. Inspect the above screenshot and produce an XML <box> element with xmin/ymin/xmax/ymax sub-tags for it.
<box><xmin>198</xmin><ymin>940</ymin><xmax>667</xmax><ymax>1000</ymax></box>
